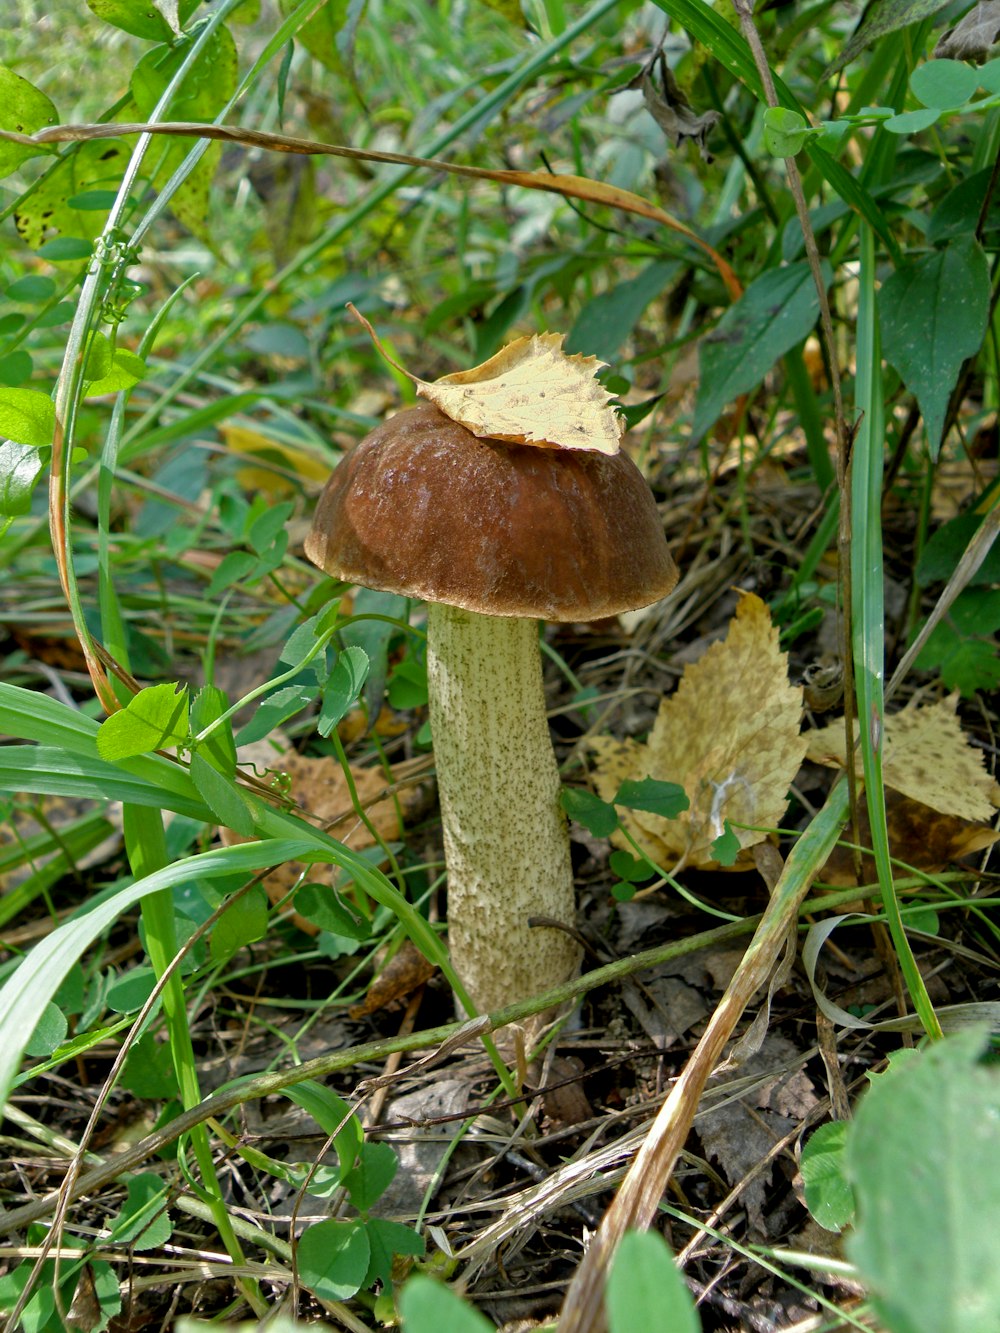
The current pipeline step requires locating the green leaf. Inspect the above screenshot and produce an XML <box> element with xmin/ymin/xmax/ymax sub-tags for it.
<box><xmin>107</xmin><ymin>966</ymin><xmax>158</xmax><ymax>1013</ymax></box>
<box><xmin>247</xmin><ymin>500</ymin><xmax>294</xmax><ymax>555</ymax></box>
<box><xmin>566</xmin><ymin>260</ymin><xmax>678</xmax><ymax>361</ymax></box>
<box><xmin>319</xmin><ymin>646</ymin><xmax>371</xmax><ymax>735</ymax></box>
<box><xmin>879</xmin><ymin>236</ymin><xmax>990</xmax><ymax>455</ymax></box>
<box><xmin>710</xmin><ymin>821</ymin><xmax>741</xmax><ymax>867</ymax></box>
<box><xmin>280</xmin><ymin>0</ymin><xmax>360</xmax><ymax>78</ymax></box>
<box><xmin>800</xmin><ymin>1121</ymin><xmax>855</xmax><ymax>1232</ymax></box>
<box><xmin>190</xmin><ymin>684</ymin><xmax>238</xmax><ymax>774</ymax></box>
<box><xmin>96</xmin><ymin>683</ymin><xmax>189</xmax><ymax>761</ymax></box>
<box><xmin>210</xmin><ymin>885</ymin><xmax>269</xmax><ymax>963</ymax></box>
<box><xmin>0</xmin><ymin>351</ymin><xmax>32</xmax><ymax>387</ymax></box>
<box><xmin>5</xmin><ymin>275</ymin><xmax>55</xmax><ymax>302</ymax></box>
<box><xmin>609</xmin><ymin>850</ymin><xmax>652</xmax><ymax>883</ymax></box>
<box><xmin>560</xmin><ymin>786</ymin><xmax>618</xmax><ymax>838</ymax></box>
<box><xmin>25</xmin><ymin>1002</ymin><xmax>68</xmax><ymax>1058</ymax></box>
<box><xmin>387</xmin><ymin>655</ymin><xmax>427</xmax><ymax>711</ymax></box>
<box><xmin>0</xmin><ymin>66</ymin><xmax>57</xmax><ymax>177</ymax></box>
<box><xmin>297</xmin><ymin>1219</ymin><xmax>371</xmax><ymax>1302</ymax></box>
<box><xmin>692</xmin><ymin>260</ymin><xmax>830</xmax><ymax>442</ymax></box>
<box><xmin>339</xmin><ymin>589</ymin><xmax>407</xmax><ymax>723</ymax></box>
<box><xmin>342</xmin><ymin>1141</ymin><xmax>398</xmax><ymax>1212</ymax></box>
<box><xmin>284</xmin><ymin>1080</ymin><xmax>363</xmax><ymax>1180</ymax></box>
<box><xmin>294</xmin><ymin>882</ymin><xmax>369</xmax><ymax>938</ymax></box>
<box><xmin>0</xmin><ymin>440</ymin><xmax>46</xmax><ymax>516</ymax></box>
<box><xmin>913</xmin><ymin>618</ymin><xmax>1000</xmax><ymax>695</ymax></box>
<box><xmin>14</xmin><ymin>138</ymin><xmax>128</xmax><ymax>251</ymax></box>
<box><xmin>37</xmin><ymin>236</ymin><xmax>92</xmax><ymax>261</ymax></box>
<box><xmin>884</xmin><ymin>107</ymin><xmax>940</xmax><ymax>134</ymax></box>
<box><xmin>190</xmin><ymin>752</ymin><xmax>256</xmax><ymax>836</ymax></box>
<box><xmin>917</xmin><ymin>508</ymin><xmax>1000</xmax><ymax>586</ymax></box>
<box><xmin>607</xmin><ymin>1231</ymin><xmax>699</xmax><ymax>1333</ymax></box>
<box><xmin>121</xmin><ymin>1032</ymin><xmax>178</xmax><ymax>1097</ymax></box>
<box><xmin>846</xmin><ymin>1029</ymin><xmax>1000</xmax><ymax>1333</ymax></box>
<box><xmin>910</xmin><ymin>58</ymin><xmax>980</xmax><ymax>109</ymax></box>
<box><xmin>614</xmin><ymin>777</ymin><xmax>689</xmax><ymax>820</ymax></box>
<box><xmin>363</xmin><ymin>1217</ymin><xmax>424</xmax><ymax>1290</ymax></box>
<box><xmin>0</xmin><ymin>387</ymin><xmax>55</xmax><ymax>447</ymax></box>
<box><xmin>928</xmin><ymin>168</ymin><xmax>1000</xmax><ymax>244</ymax></box>
<box><xmin>130</xmin><ymin>27</ymin><xmax>238</xmax><ymax>239</ymax></box>
<box><xmin>86</xmin><ymin>0</ymin><xmax>200</xmax><ymax>40</ymax></box>
<box><xmin>762</xmin><ymin>106</ymin><xmax>811</xmax><ymax>157</ymax></box>
<box><xmin>826</xmin><ymin>0</ymin><xmax>957</xmax><ymax>76</ymax></box>
<box><xmin>234</xmin><ymin>682</ymin><xmax>319</xmax><ymax>745</ymax></box>
<box><xmin>107</xmin><ymin>1172</ymin><xmax>174</xmax><ymax>1250</ymax></box>
<box><xmin>399</xmin><ymin>1276</ymin><xmax>494</xmax><ymax>1332</ymax></box>
<box><xmin>84</xmin><ymin>348</ymin><xmax>147</xmax><ymax>397</ymax></box>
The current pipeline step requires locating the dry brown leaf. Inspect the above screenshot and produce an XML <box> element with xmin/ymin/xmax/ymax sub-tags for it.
<box><xmin>591</xmin><ymin>592</ymin><xmax>807</xmax><ymax>869</ymax></box>
<box><xmin>349</xmin><ymin>306</ymin><xmax>622</xmax><ymax>454</ymax></box>
<box><xmin>420</xmin><ymin>333</ymin><xmax>622</xmax><ymax>454</ymax></box>
<box><xmin>224</xmin><ymin>750</ymin><xmax>419</xmax><ymax>933</ymax></box>
<box><xmin>820</xmin><ymin>788</ymin><xmax>1000</xmax><ymax>888</ymax></box>
<box><xmin>349</xmin><ymin>938</ymin><xmax>437</xmax><ymax>1018</ymax></box>
<box><xmin>806</xmin><ymin>694</ymin><xmax>1000</xmax><ymax>823</ymax></box>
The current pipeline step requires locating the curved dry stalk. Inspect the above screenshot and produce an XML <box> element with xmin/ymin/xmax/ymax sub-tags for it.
<box><xmin>557</xmin><ymin>779</ymin><xmax>849</xmax><ymax>1333</ymax></box>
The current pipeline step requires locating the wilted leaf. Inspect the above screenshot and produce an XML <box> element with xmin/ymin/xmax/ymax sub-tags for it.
<box><xmin>591</xmin><ymin>593</ymin><xmax>807</xmax><ymax>868</ymax></box>
<box><xmin>820</xmin><ymin>788</ymin><xmax>1000</xmax><ymax>887</ymax></box>
<box><xmin>631</xmin><ymin>54</ymin><xmax>721</xmax><ymax>162</ymax></box>
<box><xmin>806</xmin><ymin>694</ymin><xmax>1000</xmax><ymax>823</ymax></box>
<box><xmin>935</xmin><ymin>4</ymin><xmax>1000</xmax><ymax>59</ymax></box>
<box><xmin>349</xmin><ymin>938</ymin><xmax>437</xmax><ymax>1018</ymax></box>
<box><xmin>825</xmin><ymin>0</ymin><xmax>956</xmax><ymax>76</ymax></box>
<box><xmin>353</xmin><ymin>308</ymin><xmax>622</xmax><ymax>453</ymax></box>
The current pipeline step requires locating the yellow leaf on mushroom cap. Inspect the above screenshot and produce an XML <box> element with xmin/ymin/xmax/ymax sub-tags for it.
<box><xmin>591</xmin><ymin>592</ymin><xmax>808</xmax><ymax>869</ymax></box>
<box><xmin>418</xmin><ymin>333</ymin><xmax>623</xmax><ymax>453</ymax></box>
<box><xmin>806</xmin><ymin>693</ymin><xmax>1000</xmax><ymax>824</ymax></box>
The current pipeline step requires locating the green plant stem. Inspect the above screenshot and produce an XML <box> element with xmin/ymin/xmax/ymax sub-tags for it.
<box><xmin>853</xmin><ymin>225</ymin><xmax>942</xmax><ymax>1042</ymax></box>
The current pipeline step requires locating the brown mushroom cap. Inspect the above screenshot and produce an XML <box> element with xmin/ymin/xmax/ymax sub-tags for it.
<box><xmin>305</xmin><ymin>403</ymin><xmax>678</xmax><ymax>621</ymax></box>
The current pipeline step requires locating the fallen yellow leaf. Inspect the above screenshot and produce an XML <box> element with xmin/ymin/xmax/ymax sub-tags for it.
<box><xmin>592</xmin><ymin>592</ymin><xmax>808</xmax><ymax>869</ymax></box>
<box><xmin>806</xmin><ymin>693</ymin><xmax>1000</xmax><ymax>824</ymax></box>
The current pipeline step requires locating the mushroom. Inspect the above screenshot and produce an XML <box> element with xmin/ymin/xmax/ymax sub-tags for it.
<box><xmin>305</xmin><ymin>403</ymin><xmax>678</xmax><ymax>1015</ymax></box>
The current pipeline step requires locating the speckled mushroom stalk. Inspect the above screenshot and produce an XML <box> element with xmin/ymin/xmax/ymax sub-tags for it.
<box><xmin>304</xmin><ymin>403</ymin><xmax>678</xmax><ymax>1017</ymax></box>
<box><xmin>425</xmin><ymin>603</ymin><xmax>578</xmax><ymax>1015</ymax></box>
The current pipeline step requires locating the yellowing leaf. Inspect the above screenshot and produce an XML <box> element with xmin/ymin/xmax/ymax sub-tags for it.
<box><xmin>806</xmin><ymin>694</ymin><xmax>1000</xmax><ymax>823</ymax></box>
<box><xmin>591</xmin><ymin>593</ymin><xmax>807</xmax><ymax>869</ymax></box>
<box><xmin>349</xmin><ymin>305</ymin><xmax>622</xmax><ymax>453</ymax></box>
<box><xmin>419</xmin><ymin>333</ymin><xmax>622</xmax><ymax>454</ymax></box>
<box><xmin>220</xmin><ymin>423</ymin><xmax>332</xmax><ymax>495</ymax></box>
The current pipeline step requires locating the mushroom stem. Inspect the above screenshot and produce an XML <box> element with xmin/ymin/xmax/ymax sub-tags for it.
<box><xmin>426</xmin><ymin>602</ymin><xmax>582</xmax><ymax>1015</ymax></box>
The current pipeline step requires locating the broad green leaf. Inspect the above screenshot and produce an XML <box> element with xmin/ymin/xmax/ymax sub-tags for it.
<box><xmin>363</xmin><ymin>1217</ymin><xmax>424</xmax><ymax>1290</ymax></box>
<box><xmin>207</xmin><ymin>550</ymin><xmax>258</xmax><ymax>596</ymax></box>
<box><xmin>0</xmin><ymin>440</ymin><xmax>46</xmax><ymax>515</ymax></box>
<box><xmin>566</xmin><ymin>260</ymin><xmax>678</xmax><ymax>361</ymax></box>
<box><xmin>107</xmin><ymin>966</ymin><xmax>158</xmax><ymax>1013</ymax></box>
<box><xmin>247</xmin><ymin>500</ymin><xmax>294</xmax><ymax>555</ymax></box>
<box><xmin>710</xmin><ymin>821</ymin><xmax>741</xmax><ymax>867</ymax></box>
<box><xmin>342</xmin><ymin>1141</ymin><xmax>398</xmax><ymax>1212</ymax></box>
<box><xmin>928</xmin><ymin>169</ymin><xmax>1000</xmax><ymax>244</ymax></box>
<box><xmin>399</xmin><ymin>1276</ymin><xmax>494</xmax><ymax>1332</ymax></box>
<box><xmin>910</xmin><ymin>58</ymin><xmax>980</xmax><ymax>109</ymax></box>
<box><xmin>762</xmin><ymin>106</ymin><xmax>811</xmax><ymax>157</ymax></box>
<box><xmin>280</xmin><ymin>0</ymin><xmax>360</xmax><ymax>78</ymax></box>
<box><xmin>319</xmin><ymin>646</ymin><xmax>370</xmax><ymax>735</ymax></box>
<box><xmin>913</xmin><ymin>617</ymin><xmax>1000</xmax><ymax>695</ymax></box>
<box><xmin>692</xmin><ymin>261</ymin><xmax>830</xmax><ymax>442</ymax></box>
<box><xmin>190</xmin><ymin>752</ymin><xmax>255</xmax><ymax>836</ymax></box>
<box><xmin>210</xmin><ymin>885</ymin><xmax>269</xmax><ymax>963</ymax></box>
<box><xmin>608</xmin><ymin>850</ymin><xmax>652</xmax><ymax>884</ymax></box>
<box><xmin>607</xmin><ymin>1231</ymin><xmax>699</xmax><ymax>1333</ymax></box>
<box><xmin>234</xmin><ymin>682</ymin><xmax>319</xmax><ymax>745</ymax></box>
<box><xmin>14</xmin><ymin>139</ymin><xmax>128</xmax><ymax>250</ymax></box>
<box><xmin>339</xmin><ymin>589</ymin><xmax>407</xmax><ymax>723</ymax></box>
<box><xmin>614</xmin><ymin>777</ymin><xmax>689</xmax><ymax>820</ymax></box>
<box><xmin>86</xmin><ymin>0</ymin><xmax>200</xmax><ymax>40</ymax></box>
<box><xmin>884</xmin><ymin>107</ymin><xmax>940</xmax><ymax>133</ymax></box>
<box><xmin>4</xmin><ymin>275</ymin><xmax>55</xmax><ymax>303</ymax></box>
<box><xmin>879</xmin><ymin>236</ymin><xmax>990</xmax><ymax>455</ymax></box>
<box><xmin>296</xmin><ymin>1219</ymin><xmax>370</xmax><ymax>1302</ymax></box>
<box><xmin>190</xmin><ymin>684</ymin><xmax>238</xmax><ymax>774</ymax></box>
<box><xmin>0</xmin><ymin>387</ymin><xmax>55</xmax><ymax>447</ymax></box>
<box><xmin>107</xmin><ymin>1172</ymin><xmax>174</xmax><ymax>1250</ymax></box>
<box><xmin>121</xmin><ymin>1032</ymin><xmax>178</xmax><ymax>1097</ymax></box>
<box><xmin>0</xmin><ymin>66</ymin><xmax>57</xmax><ymax>177</ymax></box>
<box><xmin>25</xmin><ymin>1002</ymin><xmax>68</xmax><ymax>1058</ymax></box>
<box><xmin>294</xmin><ymin>882</ymin><xmax>369</xmax><ymax>938</ymax></box>
<box><xmin>560</xmin><ymin>786</ymin><xmax>618</xmax><ymax>838</ymax></box>
<box><xmin>38</xmin><ymin>236</ymin><xmax>92</xmax><ymax>261</ymax></box>
<box><xmin>96</xmin><ymin>682</ymin><xmax>189</xmax><ymax>760</ymax></box>
<box><xmin>284</xmin><ymin>1080</ymin><xmax>363</xmax><ymax>1180</ymax></box>
<box><xmin>847</xmin><ymin>1029</ymin><xmax>1000</xmax><ymax>1333</ymax></box>
<box><xmin>130</xmin><ymin>26</ymin><xmax>238</xmax><ymax>239</ymax></box>
<box><xmin>84</xmin><ymin>348</ymin><xmax>147</xmax><ymax>397</ymax></box>
<box><xmin>917</xmin><ymin>508</ymin><xmax>1000</xmax><ymax>586</ymax></box>
<box><xmin>800</xmin><ymin>1121</ymin><xmax>854</xmax><ymax>1232</ymax></box>
<box><xmin>827</xmin><ymin>0</ymin><xmax>957</xmax><ymax>76</ymax></box>
<box><xmin>0</xmin><ymin>351</ymin><xmax>32</xmax><ymax>387</ymax></box>
<box><xmin>387</xmin><ymin>655</ymin><xmax>427</xmax><ymax>711</ymax></box>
